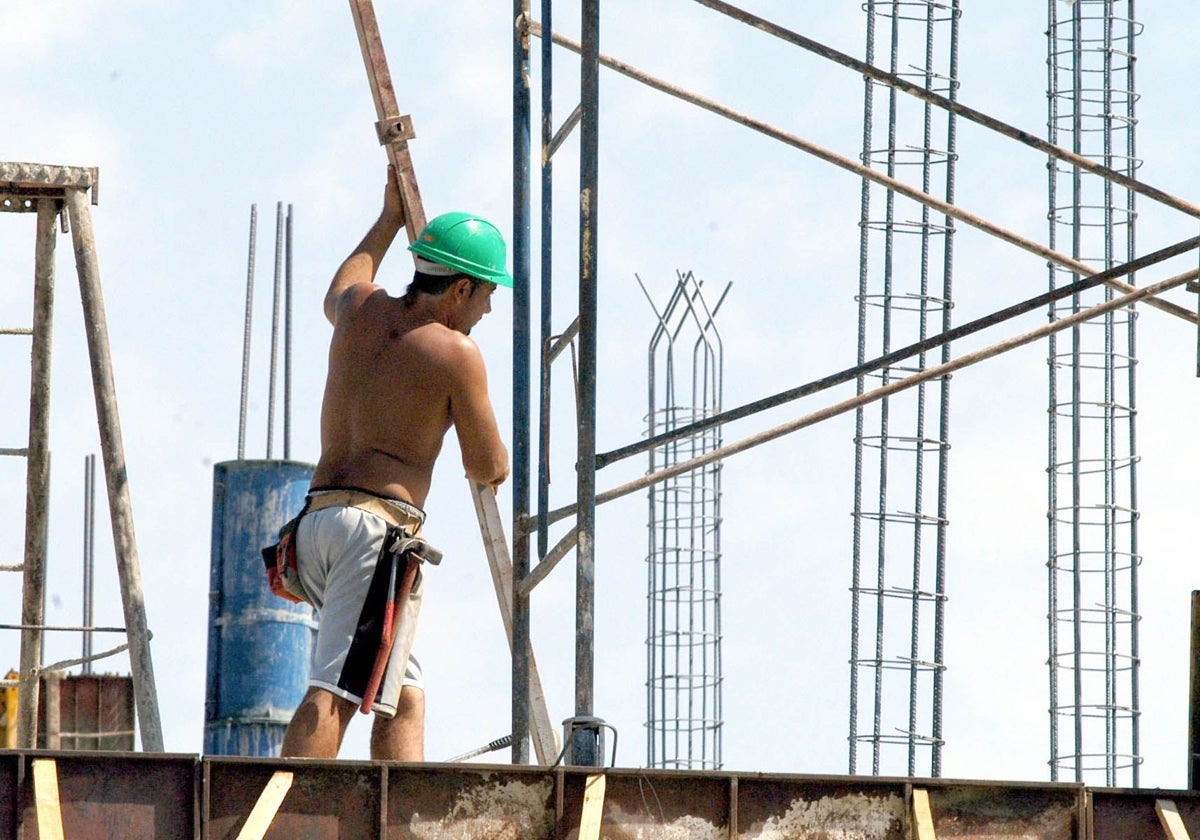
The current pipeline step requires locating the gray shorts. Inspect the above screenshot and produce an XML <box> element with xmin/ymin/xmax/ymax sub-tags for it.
<box><xmin>296</xmin><ymin>504</ymin><xmax>425</xmax><ymax>717</ymax></box>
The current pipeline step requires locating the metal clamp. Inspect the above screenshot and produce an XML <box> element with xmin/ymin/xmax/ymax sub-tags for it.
<box><xmin>376</xmin><ymin>114</ymin><xmax>416</xmax><ymax>146</ymax></box>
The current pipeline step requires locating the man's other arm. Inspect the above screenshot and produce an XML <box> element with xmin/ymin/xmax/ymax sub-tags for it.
<box><xmin>324</xmin><ymin>166</ymin><xmax>405</xmax><ymax>325</ymax></box>
<box><xmin>448</xmin><ymin>338</ymin><xmax>509</xmax><ymax>490</ymax></box>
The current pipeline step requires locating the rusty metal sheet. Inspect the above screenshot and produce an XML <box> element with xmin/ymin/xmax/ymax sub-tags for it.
<box><xmin>38</xmin><ymin>674</ymin><xmax>135</xmax><ymax>751</ymax></box>
<box><xmin>558</xmin><ymin>768</ymin><xmax>729</xmax><ymax>839</ymax></box>
<box><xmin>385</xmin><ymin>763</ymin><xmax>554</xmax><ymax>840</ymax></box>
<box><xmin>736</xmin><ymin>775</ymin><xmax>907</xmax><ymax>839</ymax></box>
<box><xmin>206</xmin><ymin>757</ymin><xmax>381</xmax><ymax>840</ymax></box>
<box><xmin>1091</xmin><ymin>789</ymin><xmax>1200</xmax><ymax>840</ymax></box>
<box><xmin>18</xmin><ymin>751</ymin><xmax>195</xmax><ymax>840</ymax></box>
<box><xmin>0</xmin><ymin>752</ymin><xmax>17</xmax><ymax>840</ymax></box>
<box><xmin>926</xmin><ymin>782</ymin><xmax>1079</xmax><ymax>839</ymax></box>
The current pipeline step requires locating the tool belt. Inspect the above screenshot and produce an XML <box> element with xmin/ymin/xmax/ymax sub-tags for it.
<box><xmin>261</xmin><ymin>488</ymin><xmax>440</xmax><ymax>606</ymax></box>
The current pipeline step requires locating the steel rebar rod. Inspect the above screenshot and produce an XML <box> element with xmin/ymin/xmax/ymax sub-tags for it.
<box><xmin>593</xmin><ymin>234</ymin><xmax>1199</xmax><ymax>473</ymax></box>
<box><xmin>237</xmin><ymin>205</ymin><xmax>257</xmax><ymax>461</ymax></box>
<box><xmin>66</xmin><ymin>186</ymin><xmax>164</xmax><ymax>752</ymax></box>
<box><xmin>284</xmin><ymin>204</ymin><xmax>294</xmax><ymax>460</ymax></box>
<box><xmin>266</xmin><ymin>202</ymin><xmax>284</xmax><ymax>459</ymax></box>
<box><xmin>526</xmin><ymin>20</ymin><xmax>1195</xmax><ymax>328</ymax></box>
<box><xmin>688</xmin><ymin>0</ymin><xmax>1200</xmax><ymax>221</ymax></box>
<box><xmin>534</xmin><ymin>265</ymin><xmax>1199</xmax><ymax>530</ymax></box>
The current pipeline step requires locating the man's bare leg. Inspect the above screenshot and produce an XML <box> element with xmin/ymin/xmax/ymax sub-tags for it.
<box><xmin>370</xmin><ymin>687</ymin><xmax>425</xmax><ymax>761</ymax></box>
<box><xmin>281</xmin><ymin>687</ymin><xmax>356</xmax><ymax>758</ymax></box>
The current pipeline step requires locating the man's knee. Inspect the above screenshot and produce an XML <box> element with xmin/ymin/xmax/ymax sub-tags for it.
<box><xmin>396</xmin><ymin>686</ymin><xmax>425</xmax><ymax>722</ymax></box>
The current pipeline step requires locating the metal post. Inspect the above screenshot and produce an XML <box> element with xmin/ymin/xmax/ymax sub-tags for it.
<box><xmin>572</xmin><ymin>0</ymin><xmax>600</xmax><ymax>763</ymax></box>
<box><xmin>82</xmin><ymin>453</ymin><xmax>96</xmax><ymax>675</ymax></box>
<box><xmin>65</xmin><ymin>187</ymin><xmax>164</xmax><ymax>752</ymax></box>
<box><xmin>17</xmin><ymin>198</ymin><xmax>58</xmax><ymax>748</ymax></box>
<box><xmin>512</xmin><ymin>0</ymin><xmax>533</xmax><ymax>765</ymax></box>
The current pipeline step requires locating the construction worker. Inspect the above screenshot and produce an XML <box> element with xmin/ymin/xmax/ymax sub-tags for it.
<box><xmin>280</xmin><ymin>165</ymin><xmax>510</xmax><ymax>761</ymax></box>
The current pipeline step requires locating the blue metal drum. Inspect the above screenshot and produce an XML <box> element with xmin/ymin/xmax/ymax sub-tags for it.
<box><xmin>205</xmin><ymin>460</ymin><xmax>315</xmax><ymax>756</ymax></box>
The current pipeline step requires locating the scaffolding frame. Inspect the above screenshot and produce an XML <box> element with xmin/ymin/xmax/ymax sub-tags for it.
<box><xmin>0</xmin><ymin>162</ymin><xmax>162</xmax><ymax>752</ymax></box>
<box><xmin>507</xmin><ymin>0</ymin><xmax>1199</xmax><ymax>768</ymax></box>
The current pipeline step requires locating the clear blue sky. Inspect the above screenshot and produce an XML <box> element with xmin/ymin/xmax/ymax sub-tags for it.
<box><xmin>1</xmin><ymin>1</ymin><xmax>1198</xmax><ymax>785</ymax></box>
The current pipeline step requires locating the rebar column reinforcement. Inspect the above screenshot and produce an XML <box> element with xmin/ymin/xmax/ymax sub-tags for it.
<box><xmin>642</xmin><ymin>271</ymin><xmax>729</xmax><ymax>771</ymax></box>
<box><xmin>1045</xmin><ymin>0</ymin><xmax>1142</xmax><ymax>787</ymax></box>
<box><xmin>848</xmin><ymin>0</ymin><xmax>958</xmax><ymax>778</ymax></box>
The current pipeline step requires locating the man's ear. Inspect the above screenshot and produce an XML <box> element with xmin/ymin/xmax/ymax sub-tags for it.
<box><xmin>453</xmin><ymin>277</ymin><xmax>475</xmax><ymax>300</ymax></box>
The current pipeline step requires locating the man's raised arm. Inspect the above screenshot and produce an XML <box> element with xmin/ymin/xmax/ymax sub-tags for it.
<box><xmin>324</xmin><ymin>166</ymin><xmax>405</xmax><ymax>325</ymax></box>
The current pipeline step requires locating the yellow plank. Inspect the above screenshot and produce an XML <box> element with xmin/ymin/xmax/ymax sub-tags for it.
<box><xmin>1157</xmin><ymin>799</ymin><xmax>1192</xmax><ymax>840</ymax></box>
<box><xmin>913</xmin><ymin>787</ymin><xmax>937</xmax><ymax>840</ymax></box>
<box><xmin>32</xmin><ymin>758</ymin><xmax>65</xmax><ymax>840</ymax></box>
<box><xmin>579</xmin><ymin>773</ymin><xmax>606</xmax><ymax>840</ymax></box>
<box><xmin>236</xmin><ymin>770</ymin><xmax>295</xmax><ymax>840</ymax></box>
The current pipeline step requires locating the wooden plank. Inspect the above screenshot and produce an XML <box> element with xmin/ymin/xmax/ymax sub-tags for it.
<box><xmin>912</xmin><ymin>787</ymin><xmax>937</xmax><ymax>840</ymax></box>
<box><xmin>32</xmin><ymin>758</ymin><xmax>65</xmax><ymax>840</ymax></box>
<box><xmin>347</xmin><ymin>0</ymin><xmax>427</xmax><ymax>241</ymax></box>
<box><xmin>471</xmin><ymin>482</ymin><xmax>559</xmax><ymax>764</ymax></box>
<box><xmin>1157</xmin><ymin>799</ymin><xmax>1192</xmax><ymax>840</ymax></box>
<box><xmin>236</xmin><ymin>770</ymin><xmax>294</xmax><ymax>840</ymax></box>
<box><xmin>579</xmin><ymin>773</ymin><xmax>606</xmax><ymax>840</ymax></box>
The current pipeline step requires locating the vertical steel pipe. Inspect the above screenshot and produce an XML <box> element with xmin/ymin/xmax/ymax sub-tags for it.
<box><xmin>83</xmin><ymin>453</ymin><xmax>96</xmax><ymax>674</ymax></box>
<box><xmin>574</xmin><ymin>0</ymin><xmax>600</xmax><ymax>749</ymax></box>
<box><xmin>66</xmin><ymin>186</ymin><xmax>164</xmax><ymax>752</ymax></box>
<box><xmin>17</xmin><ymin>198</ymin><xmax>58</xmax><ymax>748</ymax></box>
<box><xmin>537</xmin><ymin>0</ymin><xmax>555</xmax><ymax>561</ymax></box>
<box><xmin>512</xmin><ymin>0</ymin><xmax>533</xmax><ymax>765</ymax></box>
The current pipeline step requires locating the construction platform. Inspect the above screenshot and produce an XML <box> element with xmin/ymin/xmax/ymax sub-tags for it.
<box><xmin>2</xmin><ymin>749</ymin><xmax>1199</xmax><ymax>839</ymax></box>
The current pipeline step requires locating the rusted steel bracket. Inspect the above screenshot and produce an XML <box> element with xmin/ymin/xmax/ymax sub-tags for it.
<box><xmin>375</xmin><ymin>114</ymin><xmax>415</xmax><ymax>146</ymax></box>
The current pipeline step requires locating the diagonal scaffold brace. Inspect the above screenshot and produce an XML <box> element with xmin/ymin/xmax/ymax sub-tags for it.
<box><xmin>346</xmin><ymin>0</ymin><xmax>557</xmax><ymax>764</ymax></box>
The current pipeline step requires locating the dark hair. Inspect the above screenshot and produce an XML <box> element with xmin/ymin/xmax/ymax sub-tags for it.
<box><xmin>401</xmin><ymin>270</ymin><xmax>482</xmax><ymax>305</ymax></box>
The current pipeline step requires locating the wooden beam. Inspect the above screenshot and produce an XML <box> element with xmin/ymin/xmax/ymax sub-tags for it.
<box><xmin>578</xmin><ymin>773</ymin><xmax>606</xmax><ymax>840</ymax></box>
<box><xmin>32</xmin><ymin>758</ymin><xmax>66</xmax><ymax>840</ymax></box>
<box><xmin>912</xmin><ymin>788</ymin><xmax>937</xmax><ymax>840</ymax></box>
<box><xmin>236</xmin><ymin>770</ymin><xmax>295</xmax><ymax>840</ymax></box>
<box><xmin>347</xmin><ymin>0</ymin><xmax>426</xmax><ymax>242</ymax></box>
<box><xmin>1157</xmin><ymin>799</ymin><xmax>1192</xmax><ymax>840</ymax></box>
<box><xmin>471</xmin><ymin>482</ymin><xmax>559</xmax><ymax>764</ymax></box>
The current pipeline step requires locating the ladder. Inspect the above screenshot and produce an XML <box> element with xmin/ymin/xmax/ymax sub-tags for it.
<box><xmin>0</xmin><ymin>162</ymin><xmax>162</xmax><ymax>751</ymax></box>
<box><xmin>346</xmin><ymin>2</ymin><xmax>558</xmax><ymax>763</ymax></box>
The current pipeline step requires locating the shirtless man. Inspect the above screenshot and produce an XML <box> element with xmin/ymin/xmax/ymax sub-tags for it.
<box><xmin>281</xmin><ymin>166</ymin><xmax>510</xmax><ymax>761</ymax></box>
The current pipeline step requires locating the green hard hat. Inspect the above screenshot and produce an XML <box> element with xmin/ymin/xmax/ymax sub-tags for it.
<box><xmin>409</xmin><ymin>211</ymin><xmax>513</xmax><ymax>288</ymax></box>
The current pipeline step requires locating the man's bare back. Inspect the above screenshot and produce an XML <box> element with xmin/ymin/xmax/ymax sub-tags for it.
<box><xmin>313</xmin><ymin>283</ymin><xmax>505</xmax><ymax>507</ymax></box>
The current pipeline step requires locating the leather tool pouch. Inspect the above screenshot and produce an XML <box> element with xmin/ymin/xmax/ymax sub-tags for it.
<box><xmin>261</xmin><ymin>512</ymin><xmax>312</xmax><ymax>605</ymax></box>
